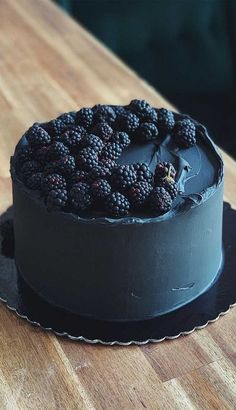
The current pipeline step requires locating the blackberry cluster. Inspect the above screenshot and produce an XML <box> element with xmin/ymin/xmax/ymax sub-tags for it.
<box><xmin>26</xmin><ymin>124</ymin><xmax>51</xmax><ymax>148</ymax></box>
<box><xmin>91</xmin><ymin>179</ymin><xmax>111</xmax><ymax>199</ymax></box>
<box><xmin>105</xmin><ymin>192</ymin><xmax>130</xmax><ymax>217</ymax></box>
<box><xmin>92</xmin><ymin>122</ymin><xmax>113</xmax><ymax>142</ymax></box>
<box><xmin>129</xmin><ymin>181</ymin><xmax>152</xmax><ymax>209</ymax></box>
<box><xmin>80</xmin><ymin>134</ymin><xmax>104</xmax><ymax>153</ymax></box>
<box><xmin>70</xmin><ymin>182</ymin><xmax>93</xmax><ymax>211</ymax></box>
<box><xmin>158</xmin><ymin>108</ymin><xmax>175</xmax><ymax>131</ymax></box>
<box><xmin>138</xmin><ymin>122</ymin><xmax>158</xmax><ymax>142</ymax></box>
<box><xmin>149</xmin><ymin>187</ymin><xmax>172</xmax><ymax>214</ymax></box>
<box><xmin>46</xmin><ymin>189</ymin><xmax>68</xmax><ymax>211</ymax></box>
<box><xmin>42</xmin><ymin>173</ymin><xmax>67</xmax><ymax>193</ymax></box>
<box><xmin>155</xmin><ymin>162</ymin><xmax>176</xmax><ymax>181</ymax></box>
<box><xmin>75</xmin><ymin>108</ymin><xmax>93</xmax><ymax>129</ymax></box>
<box><xmin>111</xmin><ymin>165</ymin><xmax>137</xmax><ymax>190</ymax></box>
<box><xmin>174</xmin><ymin>119</ymin><xmax>196</xmax><ymax>148</ymax></box>
<box><xmin>101</xmin><ymin>142</ymin><xmax>122</xmax><ymax>160</ymax></box>
<box><xmin>111</xmin><ymin>132</ymin><xmax>130</xmax><ymax>148</ymax></box>
<box><xmin>15</xmin><ymin>100</ymin><xmax>197</xmax><ymax>217</ymax></box>
<box><xmin>25</xmin><ymin>172</ymin><xmax>42</xmax><ymax>190</ymax></box>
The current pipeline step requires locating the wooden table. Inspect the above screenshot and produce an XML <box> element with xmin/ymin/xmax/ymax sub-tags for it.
<box><xmin>0</xmin><ymin>1</ymin><xmax>236</xmax><ymax>408</ymax></box>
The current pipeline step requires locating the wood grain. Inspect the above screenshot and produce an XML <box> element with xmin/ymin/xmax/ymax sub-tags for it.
<box><xmin>0</xmin><ymin>0</ymin><xmax>236</xmax><ymax>408</ymax></box>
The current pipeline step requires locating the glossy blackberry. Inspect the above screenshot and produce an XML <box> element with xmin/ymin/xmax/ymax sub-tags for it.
<box><xmin>70</xmin><ymin>170</ymin><xmax>92</xmax><ymax>186</ymax></box>
<box><xmin>111</xmin><ymin>165</ymin><xmax>137</xmax><ymax>190</ymax></box>
<box><xmin>111</xmin><ymin>105</ymin><xmax>126</xmax><ymax>117</ymax></box>
<box><xmin>75</xmin><ymin>108</ymin><xmax>94</xmax><ymax>129</ymax></box>
<box><xmin>117</xmin><ymin>111</ymin><xmax>139</xmax><ymax>133</ymax></box>
<box><xmin>149</xmin><ymin>187</ymin><xmax>172</xmax><ymax>214</ymax></box>
<box><xmin>56</xmin><ymin>155</ymin><xmax>76</xmax><ymax>176</ymax></box>
<box><xmin>47</xmin><ymin>142</ymin><xmax>69</xmax><ymax>160</ymax></box>
<box><xmin>133</xmin><ymin>163</ymin><xmax>153</xmax><ymax>183</ymax></box>
<box><xmin>91</xmin><ymin>179</ymin><xmax>112</xmax><ymax>200</ymax></box>
<box><xmin>92</xmin><ymin>122</ymin><xmax>113</xmax><ymax>142</ymax></box>
<box><xmin>129</xmin><ymin>181</ymin><xmax>152</xmax><ymax>209</ymax></box>
<box><xmin>77</xmin><ymin>148</ymin><xmax>99</xmax><ymax>170</ymax></box>
<box><xmin>70</xmin><ymin>182</ymin><xmax>93</xmax><ymax>211</ymax></box>
<box><xmin>156</xmin><ymin>178</ymin><xmax>178</xmax><ymax>200</ymax></box>
<box><xmin>34</xmin><ymin>146</ymin><xmax>49</xmax><ymax>165</ymax></box>
<box><xmin>155</xmin><ymin>162</ymin><xmax>176</xmax><ymax>181</ymax></box>
<box><xmin>138</xmin><ymin>122</ymin><xmax>158</xmax><ymax>142</ymax></box>
<box><xmin>42</xmin><ymin>173</ymin><xmax>67</xmax><ymax>194</ymax></box>
<box><xmin>157</xmin><ymin>108</ymin><xmax>175</xmax><ymax>132</ymax></box>
<box><xmin>105</xmin><ymin>192</ymin><xmax>130</xmax><ymax>217</ymax></box>
<box><xmin>128</xmin><ymin>99</ymin><xmax>152</xmax><ymax>120</ymax></box>
<box><xmin>144</xmin><ymin>108</ymin><xmax>158</xmax><ymax>123</ymax></box>
<box><xmin>101</xmin><ymin>142</ymin><xmax>122</xmax><ymax>161</ymax></box>
<box><xmin>21</xmin><ymin>160</ymin><xmax>41</xmax><ymax>179</ymax></box>
<box><xmin>99</xmin><ymin>158</ymin><xmax>116</xmax><ymax>171</ymax></box>
<box><xmin>80</xmin><ymin>134</ymin><xmax>104</xmax><ymax>153</ymax></box>
<box><xmin>60</xmin><ymin>130</ymin><xmax>83</xmax><ymax>152</ymax></box>
<box><xmin>67</xmin><ymin>125</ymin><xmax>87</xmax><ymax>136</ymax></box>
<box><xmin>25</xmin><ymin>172</ymin><xmax>42</xmax><ymax>190</ymax></box>
<box><xmin>90</xmin><ymin>164</ymin><xmax>111</xmax><ymax>180</ymax></box>
<box><xmin>174</xmin><ymin>119</ymin><xmax>196</xmax><ymax>148</ymax></box>
<box><xmin>93</xmin><ymin>104</ymin><xmax>116</xmax><ymax>124</ymax></box>
<box><xmin>45</xmin><ymin>119</ymin><xmax>66</xmax><ymax>139</ymax></box>
<box><xmin>26</xmin><ymin>124</ymin><xmax>51</xmax><ymax>148</ymax></box>
<box><xmin>46</xmin><ymin>189</ymin><xmax>68</xmax><ymax>211</ymax></box>
<box><xmin>16</xmin><ymin>146</ymin><xmax>33</xmax><ymax>164</ymax></box>
<box><xmin>111</xmin><ymin>131</ymin><xmax>130</xmax><ymax>148</ymax></box>
<box><xmin>57</xmin><ymin>112</ymin><xmax>75</xmax><ymax>127</ymax></box>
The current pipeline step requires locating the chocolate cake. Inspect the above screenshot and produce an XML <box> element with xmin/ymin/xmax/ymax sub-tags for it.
<box><xmin>10</xmin><ymin>100</ymin><xmax>224</xmax><ymax>321</ymax></box>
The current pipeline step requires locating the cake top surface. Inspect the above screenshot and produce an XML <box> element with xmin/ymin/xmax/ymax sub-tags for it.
<box><xmin>11</xmin><ymin>100</ymin><xmax>223</xmax><ymax>223</ymax></box>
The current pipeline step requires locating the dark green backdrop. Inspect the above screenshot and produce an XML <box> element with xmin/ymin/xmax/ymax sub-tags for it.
<box><xmin>55</xmin><ymin>0</ymin><xmax>236</xmax><ymax>157</ymax></box>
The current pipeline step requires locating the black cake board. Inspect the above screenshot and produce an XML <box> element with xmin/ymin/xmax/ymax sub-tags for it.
<box><xmin>0</xmin><ymin>202</ymin><xmax>235</xmax><ymax>346</ymax></box>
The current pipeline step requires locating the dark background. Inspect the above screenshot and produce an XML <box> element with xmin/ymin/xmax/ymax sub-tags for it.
<box><xmin>55</xmin><ymin>0</ymin><xmax>236</xmax><ymax>159</ymax></box>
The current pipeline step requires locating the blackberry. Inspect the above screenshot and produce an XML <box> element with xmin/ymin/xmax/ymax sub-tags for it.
<box><xmin>25</xmin><ymin>172</ymin><xmax>42</xmax><ymax>190</ymax></box>
<box><xmin>144</xmin><ymin>108</ymin><xmax>158</xmax><ymax>123</ymax></box>
<box><xmin>157</xmin><ymin>108</ymin><xmax>175</xmax><ymax>131</ymax></box>
<box><xmin>99</xmin><ymin>158</ymin><xmax>116</xmax><ymax>171</ymax></box>
<box><xmin>93</xmin><ymin>104</ymin><xmax>116</xmax><ymax>124</ymax></box>
<box><xmin>34</xmin><ymin>146</ymin><xmax>49</xmax><ymax>165</ymax></box>
<box><xmin>75</xmin><ymin>108</ymin><xmax>93</xmax><ymax>129</ymax></box>
<box><xmin>70</xmin><ymin>170</ymin><xmax>92</xmax><ymax>186</ymax></box>
<box><xmin>105</xmin><ymin>192</ymin><xmax>130</xmax><ymax>217</ymax></box>
<box><xmin>116</xmin><ymin>111</ymin><xmax>139</xmax><ymax>133</ymax></box>
<box><xmin>80</xmin><ymin>134</ymin><xmax>104</xmax><ymax>153</ymax></box>
<box><xmin>47</xmin><ymin>142</ymin><xmax>69</xmax><ymax>160</ymax></box>
<box><xmin>155</xmin><ymin>162</ymin><xmax>176</xmax><ymax>181</ymax></box>
<box><xmin>111</xmin><ymin>105</ymin><xmax>126</xmax><ymax>117</ymax></box>
<box><xmin>26</xmin><ymin>124</ymin><xmax>51</xmax><ymax>148</ymax></box>
<box><xmin>134</xmin><ymin>163</ymin><xmax>153</xmax><ymax>183</ymax></box>
<box><xmin>56</xmin><ymin>155</ymin><xmax>76</xmax><ymax>176</ymax></box>
<box><xmin>70</xmin><ymin>182</ymin><xmax>92</xmax><ymax>211</ymax></box>
<box><xmin>77</xmin><ymin>147</ymin><xmax>98</xmax><ymax>170</ymax></box>
<box><xmin>42</xmin><ymin>173</ymin><xmax>67</xmax><ymax>194</ymax></box>
<box><xmin>111</xmin><ymin>131</ymin><xmax>130</xmax><ymax>148</ymax></box>
<box><xmin>46</xmin><ymin>189</ymin><xmax>68</xmax><ymax>211</ymax></box>
<box><xmin>111</xmin><ymin>165</ymin><xmax>137</xmax><ymax>190</ymax></box>
<box><xmin>57</xmin><ymin>112</ymin><xmax>75</xmax><ymax>127</ymax></box>
<box><xmin>45</xmin><ymin>119</ymin><xmax>66</xmax><ymax>139</ymax></box>
<box><xmin>138</xmin><ymin>122</ymin><xmax>158</xmax><ymax>142</ymax></box>
<box><xmin>129</xmin><ymin>181</ymin><xmax>152</xmax><ymax>209</ymax></box>
<box><xmin>101</xmin><ymin>142</ymin><xmax>122</xmax><ymax>160</ymax></box>
<box><xmin>66</xmin><ymin>124</ymin><xmax>87</xmax><ymax>136</ymax></box>
<box><xmin>43</xmin><ymin>161</ymin><xmax>58</xmax><ymax>176</ymax></box>
<box><xmin>174</xmin><ymin>119</ymin><xmax>196</xmax><ymax>147</ymax></box>
<box><xmin>149</xmin><ymin>187</ymin><xmax>172</xmax><ymax>214</ymax></box>
<box><xmin>90</xmin><ymin>164</ymin><xmax>111</xmax><ymax>180</ymax></box>
<box><xmin>91</xmin><ymin>179</ymin><xmax>111</xmax><ymax>200</ymax></box>
<box><xmin>156</xmin><ymin>177</ymin><xmax>178</xmax><ymax>200</ymax></box>
<box><xmin>128</xmin><ymin>99</ymin><xmax>152</xmax><ymax>120</ymax></box>
<box><xmin>16</xmin><ymin>146</ymin><xmax>33</xmax><ymax>164</ymax></box>
<box><xmin>21</xmin><ymin>160</ymin><xmax>41</xmax><ymax>179</ymax></box>
<box><xmin>60</xmin><ymin>130</ymin><xmax>83</xmax><ymax>152</ymax></box>
<box><xmin>92</xmin><ymin>122</ymin><xmax>113</xmax><ymax>142</ymax></box>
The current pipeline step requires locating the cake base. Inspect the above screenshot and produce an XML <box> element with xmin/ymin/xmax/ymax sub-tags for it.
<box><xmin>0</xmin><ymin>203</ymin><xmax>235</xmax><ymax>345</ymax></box>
